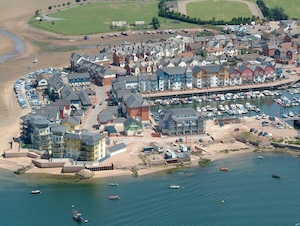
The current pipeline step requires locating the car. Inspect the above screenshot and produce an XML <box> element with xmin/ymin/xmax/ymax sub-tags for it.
<box><xmin>263</xmin><ymin>132</ymin><xmax>268</xmax><ymax>137</ymax></box>
<box><xmin>92</xmin><ymin>105</ymin><xmax>95</xmax><ymax>109</ymax></box>
<box><xmin>250</xmin><ymin>128</ymin><xmax>255</xmax><ymax>132</ymax></box>
<box><xmin>199</xmin><ymin>139</ymin><xmax>203</xmax><ymax>142</ymax></box>
<box><xmin>269</xmin><ymin>116</ymin><xmax>275</xmax><ymax>121</ymax></box>
<box><xmin>258</xmin><ymin>131</ymin><xmax>263</xmax><ymax>136</ymax></box>
<box><xmin>170</xmin><ymin>143</ymin><xmax>177</xmax><ymax>147</ymax></box>
<box><xmin>254</xmin><ymin>130</ymin><xmax>258</xmax><ymax>134</ymax></box>
<box><xmin>262</xmin><ymin>121</ymin><xmax>269</xmax><ymax>126</ymax></box>
<box><xmin>99</xmin><ymin>101</ymin><xmax>103</xmax><ymax>105</ymax></box>
<box><xmin>234</xmin><ymin>128</ymin><xmax>239</xmax><ymax>131</ymax></box>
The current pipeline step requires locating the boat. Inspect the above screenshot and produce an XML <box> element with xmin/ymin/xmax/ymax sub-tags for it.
<box><xmin>72</xmin><ymin>209</ymin><xmax>83</xmax><ymax>222</ymax></box>
<box><xmin>271</xmin><ymin>174</ymin><xmax>280</xmax><ymax>179</ymax></box>
<box><xmin>108</xmin><ymin>195</ymin><xmax>121</xmax><ymax>200</ymax></box>
<box><xmin>31</xmin><ymin>190</ymin><xmax>41</xmax><ymax>194</ymax></box>
<box><xmin>108</xmin><ymin>183</ymin><xmax>119</xmax><ymax>186</ymax></box>
<box><xmin>220</xmin><ymin>167</ymin><xmax>229</xmax><ymax>171</ymax></box>
<box><xmin>178</xmin><ymin>172</ymin><xmax>184</xmax><ymax>175</ymax></box>
<box><xmin>258</xmin><ymin>156</ymin><xmax>265</xmax><ymax>159</ymax></box>
<box><xmin>169</xmin><ymin>185</ymin><xmax>182</xmax><ymax>189</ymax></box>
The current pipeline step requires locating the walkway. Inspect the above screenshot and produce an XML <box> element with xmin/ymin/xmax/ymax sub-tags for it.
<box><xmin>142</xmin><ymin>77</ymin><xmax>300</xmax><ymax>99</ymax></box>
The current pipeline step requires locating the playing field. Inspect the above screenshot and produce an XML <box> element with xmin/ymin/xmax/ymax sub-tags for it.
<box><xmin>247</xmin><ymin>0</ymin><xmax>300</xmax><ymax>19</ymax></box>
<box><xmin>30</xmin><ymin>1</ymin><xmax>199</xmax><ymax>35</ymax></box>
<box><xmin>186</xmin><ymin>1</ymin><xmax>252</xmax><ymax>21</ymax></box>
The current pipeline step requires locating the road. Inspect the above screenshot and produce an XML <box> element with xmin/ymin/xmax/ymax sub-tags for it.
<box><xmin>177</xmin><ymin>0</ymin><xmax>264</xmax><ymax>19</ymax></box>
<box><xmin>83</xmin><ymin>85</ymin><xmax>111</xmax><ymax>131</ymax></box>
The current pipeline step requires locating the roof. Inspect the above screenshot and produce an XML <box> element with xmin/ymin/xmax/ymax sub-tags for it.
<box><xmin>68</xmin><ymin>72</ymin><xmax>90</xmax><ymax>80</ymax></box>
<box><xmin>107</xmin><ymin>142</ymin><xmax>126</xmax><ymax>153</ymax></box>
<box><xmin>105</xmin><ymin>125</ymin><xmax>118</xmax><ymax>134</ymax></box>
<box><xmin>79</xmin><ymin>90</ymin><xmax>92</xmax><ymax>106</ymax></box>
<box><xmin>124</xmin><ymin>117</ymin><xmax>141</xmax><ymax>128</ymax></box>
<box><xmin>123</xmin><ymin>93</ymin><xmax>149</xmax><ymax>108</ymax></box>
<box><xmin>61</xmin><ymin>116</ymin><xmax>80</xmax><ymax>125</ymax></box>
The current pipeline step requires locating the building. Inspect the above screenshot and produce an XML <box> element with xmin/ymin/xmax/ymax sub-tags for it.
<box><xmin>50</xmin><ymin>125</ymin><xmax>68</xmax><ymax>158</ymax></box>
<box><xmin>64</xmin><ymin>131</ymin><xmax>106</xmax><ymax>161</ymax></box>
<box><xmin>121</xmin><ymin>93</ymin><xmax>150</xmax><ymax>122</ymax></box>
<box><xmin>123</xmin><ymin>117</ymin><xmax>143</xmax><ymax>136</ymax></box>
<box><xmin>68</xmin><ymin>72</ymin><xmax>91</xmax><ymax>91</ymax></box>
<box><xmin>159</xmin><ymin>108</ymin><xmax>205</xmax><ymax>136</ymax></box>
<box><xmin>156</xmin><ymin>66</ymin><xmax>193</xmax><ymax>91</ymax></box>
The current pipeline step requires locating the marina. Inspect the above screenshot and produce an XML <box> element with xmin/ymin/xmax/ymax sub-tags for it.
<box><xmin>150</xmin><ymin>85</ymin><xmax>300</xmax><ymax>128</ymax></box>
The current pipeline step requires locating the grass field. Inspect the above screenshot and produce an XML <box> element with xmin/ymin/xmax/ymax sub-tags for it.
<box><xmin>29</xmin><ymin>1</ymin><xmax>200</xmax><ymax>35</ymax></box>
<box><xmin>247</xmin><ymin>0</ymin><xmax>300</xmax><ymax>19</ymax></box>
<box><xmin>186</xmin><ymin>1</ymin><xmax>252</xmax><ymax>21</ymax></box>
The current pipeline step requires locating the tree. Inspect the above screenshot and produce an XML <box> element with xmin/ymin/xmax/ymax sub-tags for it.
<box><xmin>35</xmin><ymin>9</ymin><xmax>40</xmax><ymax>17</ymax></box>
<box><xmin>48</xmin><ymin>6</ymin><xmax>52</xmax><ymax>10</ymax></box>
<box><xmin>269</xmin><ymin>6</ymin><xmax>288</xmax><ymax>20</ymax></box>
<box><xmin>63</xmin><ymin>3</ymin><xmax>66</xmax><ymax>6</ymax></box>
<box><xmin>151</xmin><ymin>17</ymin><xmax>160</xmax><ymax>29</ymax></box>
<box><xmin>67</xmin><ymin>2</ymin><xmax>71</xmax><ymax>5</ymax></box>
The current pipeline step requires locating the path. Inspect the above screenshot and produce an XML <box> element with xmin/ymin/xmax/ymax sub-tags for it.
<box><xmin>177</xmin><ymin>0</ymin><xmax>264</xmax><ymax>19</ymax></box>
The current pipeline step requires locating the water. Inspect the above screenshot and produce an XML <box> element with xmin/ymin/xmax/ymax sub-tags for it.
<box><xmin>1</xmin><ymin>153</ymin><xmax>300</xmax><ymax>225</ymax></box>
<box><xmin>0</xmin><ymin>30</ymin><xmax>25</xmax><ymax>62</ymax></box>
<box><xmin>151</xmin><ymin>90</ymin><xmax>300</xmax><ymax>125</ymax></box>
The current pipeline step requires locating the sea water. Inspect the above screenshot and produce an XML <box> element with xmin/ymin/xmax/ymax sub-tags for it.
<box><xmin>1</xmin><ymin>153</ymin><xmax>300</xmax><ymax>226</ymax></box>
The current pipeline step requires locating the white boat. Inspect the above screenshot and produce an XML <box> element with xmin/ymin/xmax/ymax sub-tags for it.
<box><xmin>282</xmin><ymin>113</ymin><xmax>289</xmax><ymax>118</ymax></box>
<box><xmin>261</xmin><ymin>113</ymin><xmax>267</xmax><ymax>119</ymax></box>
<box><xmin>108</xmin><ymin>183</ymin><xmax>119</xmax><ymax>186</ymax></box>
<box><xmin>218</xmin><ymin>105</ymin><xmax>225</xmax><ymax>111</ymax></box>
<box><xmin>31</xmin><ymin>190</ymin><xmax>41</xmax><ymax>194</ymax></box>
<box><xmin>196</xmin><ymin>107</ymin><xmax>201</xmax><ymax>112</ymax></box>
<box><xmin>288</xmin><ymin>111</ymin><xmax>294</xmax><ymax>117</ymax></box>
<box><xmin>255</xmin><ymin>115</ymin><xmax>261</xmax><ymax>120</ymax></box>
<box><xmin>169</xmin><ymin>185</ymin><xmax>182</xmax><ymax>189</ymax></box>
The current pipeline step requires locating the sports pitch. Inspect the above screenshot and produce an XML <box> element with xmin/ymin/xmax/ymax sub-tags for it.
<box><xmin>186</xmin><ymin>1</ymin><xmax>252</xmax><ymax>21</ymax></box>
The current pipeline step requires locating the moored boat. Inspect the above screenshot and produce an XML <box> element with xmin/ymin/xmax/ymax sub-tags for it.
<box><xmin>108</xmin><ymin>183</ymin><xmax>119</xmax><ymax>186</ymax></box>
<box><xmin>272</xmin><ymin>174</ymin><xmax>280</xmax><ymax>179</ymax></box>
<box><xmin>31</xmin><ymin>190</ymin><xmax>41</xmax><ymax>194</ymax></box>
<box><xmin>258</xmin><ymin>156</ymin><xmax>265</xmax><ymax>159</ymax></box>
<box><xmin>220</xmin><ymin>167</ymin><xmax>229</xmax><ymax>171</ymax></box>
<box><xmin>72</xmin><ymin>209</ymin><xmax>83</xmax><ymax>222</ymax></box>
<box><xmin>169</xmin><ymin>185</ymin><xmax>182</xmax><ymax>189</ymax></box>
<box><xmin>108</xmin><ymin>195</ymin><xmax>121</xmax><ymax>200</ymax></box>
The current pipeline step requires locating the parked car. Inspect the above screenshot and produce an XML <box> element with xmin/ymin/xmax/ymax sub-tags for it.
<box><xmin>254</xmin><ymin>130</ymin><xmax>258</xmax><ymax>134</ymax></box>
<box><xmin>269</xmin><ymin>116</ymin><xmax>275</xmax><ymax>121</ymax></box>
<box><xmin>234</xmin><ymin>128</ymin><xmax>239</xmax><ymax>131</ymax></box>
<box><xmin>250</xmin><ymin>128</ymin><xmax>255</xmax><ymax>132</ymax></box>
<box><xmin>258</xmin><ymin>131</ymin><xmax>263</xmax><ymax>136</ymax></box>
<box><xmin>263</xmin><ymin>132</ymin><xmax>268</xmax><ymax>137</ymax></box>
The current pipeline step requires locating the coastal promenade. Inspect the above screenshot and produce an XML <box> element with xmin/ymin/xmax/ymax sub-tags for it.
<box><xmin>142</xmin><ymin>76</ymin><xmax>300</xmax><ymax>99</ymax></box>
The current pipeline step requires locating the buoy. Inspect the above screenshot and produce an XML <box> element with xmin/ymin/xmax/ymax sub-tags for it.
<box><xmin>71</xmin><ymin>205</ymin><xmax>74</xmax><ymax>208</ymax></box>
<box><xmin>85</xmin><ymin>219</ymin><xmax>88</xmax><ymax>223</ymax></box>
<box><xmin>221</xmin><ymin>200</ymin><xmax>225</xmax><ymax>204</ymax></box>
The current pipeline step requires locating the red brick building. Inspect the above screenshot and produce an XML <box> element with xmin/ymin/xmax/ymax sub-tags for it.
<box><xmin>121</xmin><ymin>94</ymin><xmax>150</xmax><ymax>122</ymax></box>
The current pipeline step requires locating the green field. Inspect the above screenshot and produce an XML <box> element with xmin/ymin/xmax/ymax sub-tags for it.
<box><xmin>29</xmin><ymin>1</ymin><xmax>200</xmax><ymax>35</ymax></box>
<box><xmin>186</xmin><ymin>1</ymin><xmax>252</xmax><ymax>21</ymax></box>
<box><xmin>247</xmin><ymin>0</ymin><xmax>300</xmax><ymax>19</ymax></box>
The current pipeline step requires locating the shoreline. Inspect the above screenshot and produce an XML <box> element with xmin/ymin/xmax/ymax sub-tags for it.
<box><xmin>2</xmin><ymin>144</ymin><xmax>298</xmax><ymax>183</ymax></box>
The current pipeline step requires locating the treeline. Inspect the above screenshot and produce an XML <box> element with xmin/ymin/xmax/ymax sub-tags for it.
<box><xmin>256</xmin><ymin>0</ymin><xmax>288</xmax><ymax>20</ymax></box>
<box><xmin>158</xmin><ymin>0</ymin><xmax>258</xmax><ymax>26</ymax></box>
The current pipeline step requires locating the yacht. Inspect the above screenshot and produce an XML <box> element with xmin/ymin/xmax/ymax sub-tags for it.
<box><xmin>218</xmin><ymin>105</ymin><xmax>225</xmax><ymax>111</ymax></box>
